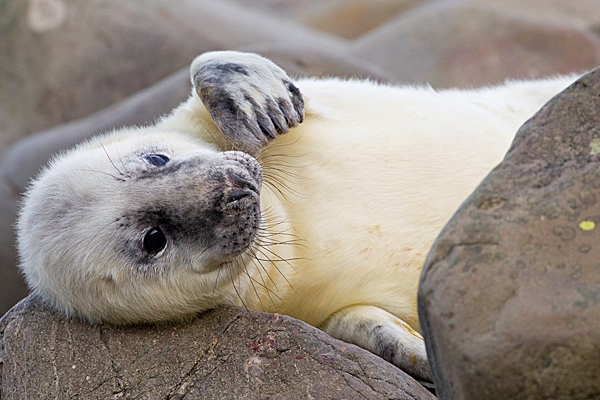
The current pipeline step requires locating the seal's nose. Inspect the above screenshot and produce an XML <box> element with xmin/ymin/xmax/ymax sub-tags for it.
<box><xmin>227</xmin><ymin>171</ymin><xmax>258</xmax><ymax>202</ymax></box>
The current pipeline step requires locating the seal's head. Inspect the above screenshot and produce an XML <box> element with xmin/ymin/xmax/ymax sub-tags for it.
<box><xmin>17</xmin><ymin>130</ymin><xmax>263</xmax><ymax>323</ymax></box>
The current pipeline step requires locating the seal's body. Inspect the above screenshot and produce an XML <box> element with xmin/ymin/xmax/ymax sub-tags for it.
<box><xmin>17</xmin><ymin>51</ymin><xmax>576</xmax><ymax>382</ymax></box>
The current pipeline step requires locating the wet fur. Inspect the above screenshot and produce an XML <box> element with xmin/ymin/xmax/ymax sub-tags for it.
<box><xmin>17</xmin><ymin>51</ymin><xmax>578</xmax><ymax>382</ymax></box>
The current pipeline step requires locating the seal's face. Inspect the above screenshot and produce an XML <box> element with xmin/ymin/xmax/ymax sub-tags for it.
<box><xmin>17</xmin><ymin>131</ymin><xmax>264</xmax><ymax>323</ymax></box>
<box><xmin>111</xmin><ymin>138</ymin><xmax>263</xmax><ymax>275</ymax></box>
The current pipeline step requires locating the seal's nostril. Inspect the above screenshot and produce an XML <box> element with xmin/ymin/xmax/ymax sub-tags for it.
<box><xmin>228</xmin><ymin>171</ymin><xmax>258</xmax><ymax>193</ymax></box>
<box><xmin>227</xmin><ymin>171</ymin><xmax>259</xmax><ymax>204</ymax></box>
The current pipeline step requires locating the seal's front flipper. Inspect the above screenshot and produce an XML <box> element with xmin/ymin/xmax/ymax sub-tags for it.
<box><xmin>320</xmin><ymin>305</ymin><xmax>433</xmax><ymax>385</ymax></box>
<box><xmin>191</xmin><ymin>51</ymin><xmax>304</xmax><ymax>156</ymax></box>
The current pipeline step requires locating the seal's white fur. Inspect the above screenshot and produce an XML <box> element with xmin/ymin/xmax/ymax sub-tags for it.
<box><xmin>17</xmin><ymin>51</ymin><xmax>577</xmax><ymax>382</ymax></box>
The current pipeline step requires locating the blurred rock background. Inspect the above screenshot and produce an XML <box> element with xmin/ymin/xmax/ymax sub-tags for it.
<box><xmin>1</xmin><ymin>0</ymin><xmax>600</xmax><ymax>316</ymax></box>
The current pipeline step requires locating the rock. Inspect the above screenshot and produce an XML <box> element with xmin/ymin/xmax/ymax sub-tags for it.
<box><xmin>350</xmin><ymin>3</ymin><xmax>600</xmax><ymax>88</ymax></box>
<box><xmin>477</xmin><ymin>0</ymin><xmax>600</xmax><ymax>30</ymax></box>
<box><xmin>0</xmin><ymin>0</ymin><xmax>346</xmax><ymax>151</ymax></box>
<box><xmin>0</xmin><ymin>296</ymin><xmax>434</xmax><ymax>399</ymax></box>
<box><xmin>228</xmin><ymin>0</ymin><xmax>327</xmax><ymax>20</ymax></box>
<box><xmin>0</xmin><ymin>181</ymin><xmax>27</xmax><ymax>317</ymax></box>
<box><xmin>419</xmin><ymin>67</ymin><xmax>600</xmax><ymax>398</ymax></box>
<box><xmin>301</xmin><ymin>0</ymin><xmax>425</xmax><ymax>39</ymax></box>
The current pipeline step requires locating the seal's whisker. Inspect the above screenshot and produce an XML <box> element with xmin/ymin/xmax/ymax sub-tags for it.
<box><xmin>262</xmin><ymin>178</ymin><xmax>297</xmax><ymax>203</ymax></box>
<box><xmin>256</xmin><ymin>212</ymin><xmax>306</xmax><ymax>248</ymax></box>
<box><xmin>251</xmin><ymin>255</ymin><xmax>305</xmax><ymax>264</ymax></box>
<box><xmin>263</xmin><ymin>172</ymin><xmax>303</xmax><ymax>195</ymax></box>
<box><xmin>256</xmin><ymin>217</ymin><xmax>299</xmax><ymax>234</ymax></box>
<box><xmin>262</xmin><ymin>167</ymin><xmax>302</xmax><ymax>190</ymax></box>
<box><xmin>261</xmin><ymin>176</ymin><xmax>296</xmax><ymax>199</ymax></box>
<box><xmin>254</xmin><ymin>228</ymin><xmax>305</xmax><ymax>247</ymax></box>
<box><xmin>263</xmin><ymin>167</ymin><xmax>304</xmax><ymax>182</ymax></box>
<box><xmin>254</xmin><ymin>237</ymin><xmax>306</xmax><ymax>248</ymax></box>
<box><xmin>257</xmin><ymin>215</ymin><xmax>290</xmax><ymax>229</ymax></box>
<box><xmin>75</xmin><ymin>168</ymin><xmax>125</xmax><ymax>181</ymax></box>
<box><xmin>248</xmin><ymin>256</ymin><xmax>282</xmax><ymax>309</ymax></box>
<box><xmin>90</xmin><ymin>218</ymin><xmax>122</xmax><ymax>243</ymax></box>
<box><xmin>99</xmin><ymin>141</ymin><xmax>125</xmax><ymax>177</ymax></box>
<box><xmin>227</xmin><ymin>260</ymin><xmax>248</xmax><ymax>310</ymax></box>
<box><xmin>249</xmin><ymin>253</ymin><xmax>278</xmax><ymax>292</ymax></box>
<box><xmin>256</xmin><ymin>132</ymin><xmax>304</xmax><ymax>158</ymax></box>
<box><xmin>235</xmin><ymin>256</ymin><xmax>264</xmax><ymax>310</ymax></box>
<box><xmin>252</xmin><ymin>246</ymin><xmax>297</xmax><ymax>287</ymax></box>
<box><xmin>258</xmin><ymin>151</ymin><xmax>306</xmax><ymax>162</ymax></box>
<box><xmin>201</xmin><ymin>118</ymin><xmax>231</xmax><ymax>150</ymax></box>
<box><xmin>211</xmin><ymin>260</ymin><xmax>223</xmax><ymax>305</ymax></box>
<box><xmin>261</xmin><ymin>159</ymin><xmax>305</xmax><ymax>173</ymax></box>
<box><xmin>240</xmin><ymin>247</ymin><xmax>284</xmax><ymax>305</ymax></box>
<box><xmin>77</xmin><ymin>168</ymin><xmax>121</xmax><ymax>180</ymax></box>
<box><xmin>114</xmin><ymin>143</ymin><xmax>130</xmax><ymax>177</ymax></box>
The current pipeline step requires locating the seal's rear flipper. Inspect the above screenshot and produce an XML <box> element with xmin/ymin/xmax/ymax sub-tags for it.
<box><xmin>320</xmin><ymin>304</ymin><xmax>432</xmax><ymax>384</ymax></box>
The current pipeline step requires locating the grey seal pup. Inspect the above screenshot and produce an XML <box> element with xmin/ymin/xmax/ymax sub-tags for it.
<box><xmin>17</xmin><ymin>51</ymin><xmax>577</xmax><ymax>383</ymax></box>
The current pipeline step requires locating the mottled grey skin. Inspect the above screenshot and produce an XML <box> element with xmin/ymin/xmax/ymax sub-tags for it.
<box><xmin>192</xmin><ymin>52</ymin><xmax>304</xmax><ymax>155</ymax></box>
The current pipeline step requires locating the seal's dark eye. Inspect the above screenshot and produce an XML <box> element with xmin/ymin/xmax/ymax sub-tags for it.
<box><xmin>143</xmin><ymin>227</ymin><xmax>167</xmax><ymax>254</ymax></box>
<box><xmin>146</xmin><ymin>154</ymin><xmax>170</xmax><ymax>167</ymax></box>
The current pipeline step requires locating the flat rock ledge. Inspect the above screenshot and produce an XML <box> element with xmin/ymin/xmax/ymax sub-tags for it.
<box><xmin>419</xmin><ymin>67</ymin><xmax>600</xmax><ymax>399</ymax></box>
<box><xmin>0</xmin><ymin>295</ymin><xmax>434</xmax><ymax>400</ymax></box>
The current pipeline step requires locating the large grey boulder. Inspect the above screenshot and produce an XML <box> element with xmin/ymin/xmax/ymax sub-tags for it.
<box><xmin>0</xmin><ymin>296</ymin><xmax>435</xmax><ymax>399</ymax></box>
<box><xmin>419</xmin><ymin>67</ymin><xmax>600</xmax><ymax>398</ymax></box>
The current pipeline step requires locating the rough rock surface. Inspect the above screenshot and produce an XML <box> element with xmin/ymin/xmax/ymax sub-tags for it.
<box><xmin>419</xmin><ymin>67</ymin><xmax>600</xmax><ymax>399</ymax></box>
<box><xmin>0</xmin><ymin>296</ymin><xmax>434</xmax><ymax>400</ymax></box>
